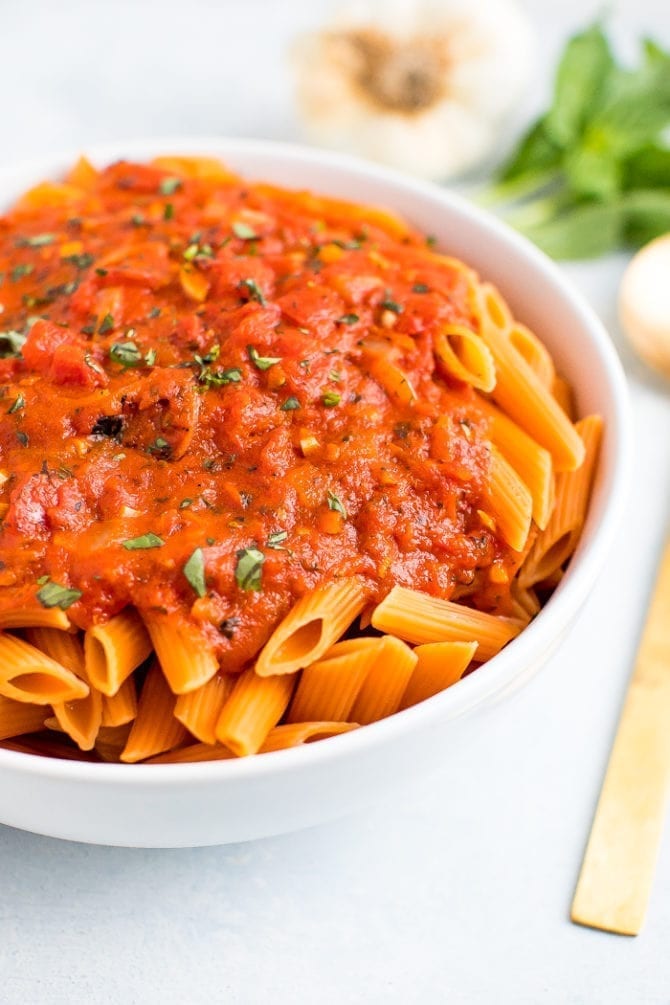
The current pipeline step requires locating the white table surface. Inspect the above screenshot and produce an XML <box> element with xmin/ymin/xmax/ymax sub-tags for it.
<box><xmin>1</xmin><ymin>1</ymin><xmax>670</xmax><ymax>1002</ymax></box>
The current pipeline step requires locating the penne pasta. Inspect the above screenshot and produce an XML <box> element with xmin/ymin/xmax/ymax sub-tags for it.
<box><xmin>256</xmin><ymin>578</ymin><xmax>366</xmax><ymax>677</ymax></box>
<box><xmin>349</xmin><ymin>636</ymin><xmax>418</xmax><ymax>724</ymax></box>
<box><xmin>174</xmin><ymin>673</ymin><xmax>234</xmax><ymax>746</ymax></box>
<box><xmin>508</xmin><ymin>322</ymin><xmax>555</xmax><ymax>387</ymax></box>
<box><xmin>0</xmin><ymin>695</ymin><xmax>45</xmax><ymax>741</ymax></box>
<box><xmin>260</xmin><ymin>721</ymin><xmax>359</xmax><ymax>752</ymax></box>
<box><xmin>399</xmin><ymin>641</ymin><xmax>479</xmax><ymax>710</ymax></box>
<box><xmin>100</xmin><ymin>675</ymin><xmax>138</xmax><ymax>727</ymax></box>
<box><xmin>434</xmin><ymin>325</ymin><xmax>496</xmax><ymax>392</ymax></box>
<box><xmin>121</xmin><ymin>664</ymin><xmax>189</xmax><ymax>763</ymax></box>
<box><xmin>371</xmin><ymin>586</ymin><xmax>521</xmax><ymax>661</ymax></box>
<box><xmin>0</xmin><ymin>606</ymin><xmax>71</xmax><ymax>631</ymax></box>
<box><xmin>94</xmin><ymin>723</ymin><xmax>133</xmax><ymax>762</ymax></box>
<box><xmin>553</xmin><ymin>374</ymin><xmax>576</xmax><ymax>419</ymax></box>
<box><xmin>486</xmin><ymin>446</ymin><xmax>533</xmax><ymax>552</ymax></box>
<box><xmin>287</xmin><ymin>637</ymin><xmax>383</xmax><ymax>723</ymax></box>
<box><xmin>0</xmin><ymin>633</ymin><xmax>89</xmax><ymax>705</ymax></box>
<box><xmin>215</xmin><ymin>668</ymin><xmax>297</xmax><ymax>756</ymax></box>
<box><xmin>143</xmin><ymin>614</ymin><xmax>219</xmax><ymax>694</ymax></box>
<box><xmin>146</xmin><ymin>742</ymin><xmax>235</xmax><ymax>764</ymax></box>
<box><xmin>85</xmin><ymin>608</ymin><xmax>152</xmax><ymax>697</ymax></box>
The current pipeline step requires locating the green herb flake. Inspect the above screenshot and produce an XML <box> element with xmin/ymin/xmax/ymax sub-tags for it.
<box><xmin>280</xmin><ymin>396</ymin><xmax>300</xmax><ymax>411</ymax></box>
<box><xmin>233</xmin><ymin>222</ymin><xmax>258</xmax><ymax>240</ymax></box>
<box><xmin>37</xmin><ymin>581</ymin><xmax>82</xmax><ymax>610</ymax></box>
<box><xmin>198</xmin><ymin>366</ymin><xmax>243</xmax><ymax>389</ymax></box>
<box><xmin>98</xmin><ymin>313</ymin><xmax>115</xmax><ymax>335</ymax></box>
<box><xmin>164</xmin><ymin>203</ymin><xmax>175</xmax><ymax>221</ymax></box>
<box><xmin>7</xmin><ymin>393</ymin><xmax>24</xmax><ymax>414</ymax></box>
<box><xmin>159</xmin><ymin>177</ymin><xmax>182</xmax><ymax>196</ymax></box>
<box><xmin>147</xmin><ymin>437</ymin><xmax>170</xmax><ymax>458</ymax></box>
<box><xmin>267</xmin><ymin>530</ymin><xmax>288</xmax><ymax>549</ymax></box>
<box><xmin>247</xmin><ymin>344</ymin><xmax>282</xmax><ymax>370</ymax></box>
<box><xmin>412</xmin><ymin>283</ymin><xmax>430</xmax><ymax>294</ymax></box>
<box><xmin>336</xmin><ymin>313</ymin><xmax>359</xmax><ymax>325</ymax></box>
<box><xmin>110</xmin><ymin>341</ymin><xmax>142</xmax><ymax>367</ymax></box>
<box><xmin>426</xmin><ymin>235</ymin><xmax>438</xmax><ymax>248</ymax></box>
<box><xmin>95</xmin><ymin>267</ymin><xmax>108</xmax><ymax>277</ymax></box>
<box><xmin>234</xmin><ymin>547</ymin><xmax>265</xmax><ymax>591</ymax></box>
<box><xmin>183</xmin><ymin>547</ymin><xmax>207</xmax><ymax>597</ymax></box>
<box><xmin>18</xmin><ymin>233</ymin><xmax>55</xmax><ymax>248</ymax></box>
<box><xmin>65</xmin><ymin>253</ymin><xmax>95</xmax><ymax>270</ymax></box>
<box><xmin>10</xmin><ymin>263</ymin><xmax>33</xmax><ymax>282</ymax></box>
<box><xmin>122</xmin><ymin>532</ymin><xmax>165</xmax><ymax>551</ymax></box>
<box><xmin>239</xmin><ymin>278</ymin><xmax>267</xmax><ymax>305</ymax></box>
<box><xmin>149</xmin><ymin>307</ymin><xmax>161</xmax><ymax>319</ymax></box>
<box><xmin>179</xmin><ymin>498</ymin><xmax>193</xmax><ymax>509</ymax></box>
<box><xmin>0</xmin><ymin>330</ymin><xmax>27</xmax><ymax>358</ymax></box>
<box><xmin>380</xmin><ymin>296</ymin><xmax>404</xmax><ymax>314</ymax></box>
<box><xmin>327</xmin><ymin>490</ymin><xmax>347</xmax><ymax>518</ymax></box>
<box><xmin>16</xmin><ymin>431</ymin><xmax>29</xmax><ymax>447</ymax></box>
<box><xmin>144</xmin><ymin>348</ymin><xmax>157</xmax><ymax>366</ymax></box>
<box><xmin>321</xmin><ymin>391</ymin><xmax>341</xmax><ymax>407</ymax></box>
<box><xmin>36</xmin><ymin>575</ymin><xmax>50</xmax><ymax>586</ymax></box>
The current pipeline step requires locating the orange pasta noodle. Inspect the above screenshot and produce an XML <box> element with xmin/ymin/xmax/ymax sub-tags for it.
<box><xmin>477</xmin><ymin>398</ymin><xmax>554</xmax><ymax>529</ymax></box>
<box><xmin>508</xmin><ymin>582</ymin><xmax>541</xmax><ymax>623</ymax></box>
<box><xmin>0</xmin><ymin>695</ymin><xmax>45</xmax><ymax>741</ymax></box>
<box><xmin>255</xmin><ymin>578</ymin><xmax>366</xmax><ymax>677</ymax></box>
<box><xmin>215</xmin><ymin>668</ymin><xmax>296</xmax><ymax>756</ymax></box>
<box><xmin>520</xmin><ymin>415</ymin><xmax>603</xmax><ymax>588</ymax></box>
<box><xmin>0</xmin><ymin>633</ymin><xmax>89</xmax><ymax>705</ymax></box>
<box><xmin>508</xmin><ymin>322</ymin><xmax>555</xmax><ymax>387</ymax></box>
<box><xmin>371</xmin><ymin>585</ymin><xmax>521</xmax><ymax>660</ymax></box>
<box><xmin>434</xmin><ymin>325</ymin><xmax>496</xmax><ymax>392</ymax></box>
<box><xmin>174</xmin><ymin>672</ymin><xmax>234</xmax><ymax>746</ymax></box>
<box><xmin>260</xmin><ymin>721</ymin><xmax>359</xmax><ymax>752</ymax></box>
<box><xmin>0</xmin><ymin>606</ymin><xmax>71</xmax><ymax>631</ymax></box>
<box><xmin>24</xmin><ymin>627</ymin><xmax>102</xmax><ymax>751</ymax></box>
<box><xmin>486</xmin><ymin>446</ymin><xmax>533</xmax><ymax>552</ymax></box>
<box><xmin>121</xmin><ymin>663</ymin><xmax>189</xmax><ymax>763</ymax></box>
<box><xmin>552</xmin><ymin>375</ymin><xmax>576</xmax><ymax>419</ymax></box>
<box><xmin>368</xmin><ymin>356</ymin><xmax>417</xmax><ymax>406</ymax></box>
<box><xmin>84</xmin><ymin>608</ymin><xmax>152</xmax><ymax>697</ymax></box>
<box><xmin>287</xmin><ymin>637</ymin><xmax>383</xmax><ymax>723</ymax></box>
<box><xmin>349</xmin><ymin>636</ymin><xmax>418</xmax><ymax>725</ymax></box>
<box><xmin>100</xmin><ymin>675</ymin><xmax>138</xmax><ymax>727</ymax></box>
<box><xmin>399</xmin><ymin>641</ymin><xmax>479</xmax><ymax>710</ymax></box>
<box><xmin>143</xmin><ymin>613</ymin><xmax>219</xmax><ymax>694</ymax></box>
<box><xmin>147</xmin><ymin>742</ymin><xmax>235</xmax><ymax>764</ymax></box>
<box><xmin>94</xmin><ymin>723</ymin><xmax>133</xmax><ymax>762</ymax></box>
<box><xmin>475</xmin><ymin>283</ymin><xmax>585</xmax><ymax>471</ymax></box>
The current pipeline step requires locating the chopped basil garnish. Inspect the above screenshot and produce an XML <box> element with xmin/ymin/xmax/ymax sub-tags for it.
<box><xmin>122</xmin><ymin>533</ymin><xmax>165</xmax><ymax>550</ymax></box>
<box><xmin>37</xmin><ymin>581</ymin><xmax>82</xmax><ymax>610</ymax></box>
<box><xmin>233</xmin><ymin>222</ymin><xmax>258</xmax><ymax>240</ymax></box>
<box><xmin>98</xmin><ymin>313</ymin><xmax>114</xmax><ymax>335</ymax></box>
<box><xmin>144</xmin><ymin>348</ymin><xmax>157</xmax><ymax>366</ymax></box>
<box><xmin>159</xmin><ymin>177</ymin><xmax>182</xmax><ymax>196</ymax></box>
<box><xmin>164</xmin><ymin>203</ymin><xmax>174</xmax><ymax>221</ymax></box>
<box><xmin>247</xmin><ymin>345</ymin><xmax>281</xmax><ymax>371</ymax></box>
<box><xmin>0</xmin><ymin>330</ymin><xmax>27</xmax><ymax>358</ymax></box>
<box><xmin>110</xmin><ymin>341</ymin><xmax>141</xmax><ymax>367</ymax></box>
<box><xmin>66</xmin><ymin>253</ymin><xmax>95</xmax><ymax>270</ymax></box>
<box><xmin>183</xmin><ymin>547</ymin><xmax>206</xmax><ymax>597</ymax></box>
<box><xmin>337</xmin><ymin>313</ymin><xmax>359</xmax><ymax>325</ymax></box>
<box><xmin>10</xmin><ymin>264</ymin><xmax>33</xmax><ymax>282</ymax></box>
<box><xmin>380</xmin><ymin>296</ymin><xmax>404</xmax><ymax>314</ymax></box>
<box><xmin>7</xmin><ymin>394</ymin><xmax>24</xmax><ymax>414</ymax></box>
<box><xmin>239</xmin><ymin>278</ymin><xmax>266</xmax><ymax>306</ymax></box>
<box><xmin>17</xmin><ymin>233</ymin><xmax>55</xmax><ymax>248</ymax></box>
<box><xmin>280</xmin><ymin>396</ymin><xmax>300</xmax><ymax>411</ymax></box>
<box><xmin>235</xmin><ymin>547</ymin><xmax>265</xmax><ymax>591</ymax></box>
<box><xmin>327</xmin><ymin>490</ymin><xmax>347</xmax><ymax>518</ymax></box>
<box><xmin>147</xmin><ymin>437</ymin><xmax>171</xmax><ymax>458</ymax></box>
<box><xmin>321</xmin><ymin>391</ymin><xmax>341</xmax><ymax>407</ymax></box>
<box><xmin>179</xmin><ymin>498</ymin><xmax>193</xmax><ymax>509</ymax></box>
<box><xmin>412</xmin><ymin>283</ymin><xmax>430</xmax><ymax>294</ymax></box>
<box><xmin>198</xmin><ymin>366</ymin><xmax>243</xmax><ymax>389</ymax></box>
<box><xmin>267</xmin><ymin>530</ymin><xmax>288</xmax><ymax>549</ymax></box>
<box><xmin>149</xmin><ymin>307</ymin><xmax>161</xmax><ymax>319</ymax></box>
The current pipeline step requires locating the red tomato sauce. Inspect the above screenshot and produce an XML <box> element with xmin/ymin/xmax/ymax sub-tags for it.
<box><xmin>0</xmin><ymin>158</ymin><xmax>519</xmax><ymax>671</ymax></box>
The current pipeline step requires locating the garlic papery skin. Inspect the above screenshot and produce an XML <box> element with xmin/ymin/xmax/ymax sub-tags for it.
<box><xmin>619</xmin><ymin>234</ymin><xmax>670</xmax><ymax>379</ymax></box>
<box><xmin>292</xmin><ymin>0</ymin><xmax>534</xmax><ymax>182</ymax></box>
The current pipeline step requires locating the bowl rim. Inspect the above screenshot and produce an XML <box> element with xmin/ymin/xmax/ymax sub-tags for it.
<box><xmin>0</xmin><ymin>135</ymin><xmax>633</xmax><ymax>785</ymax></box>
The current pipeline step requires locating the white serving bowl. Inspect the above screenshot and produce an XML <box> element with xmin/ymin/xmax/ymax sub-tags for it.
<box><xmin>0</xmin><ymin>138</ymin><xmax>631</xmax><ymax>847</ymax></box>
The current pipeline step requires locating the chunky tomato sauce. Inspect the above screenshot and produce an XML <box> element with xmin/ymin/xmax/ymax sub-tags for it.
<box><xmin>0</xmin><ymin>158</ymin><xmax>519</xmax><ymax>671</ymax></box>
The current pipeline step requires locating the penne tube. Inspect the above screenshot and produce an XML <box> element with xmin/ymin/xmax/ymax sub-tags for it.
<box><xmin>94</xmin><ymin>723</ymin><xmax>133</xmax><ymax>762</ymax></box>
<box><xmin>399</xmin><ymin>641</ymin><xmax>479</xmax><ymax>710</ymax></box>
<box><xmin>508</xmin><ymin>322</ymin><xmax>555</xmax><ymax>387</ymax></box>
<box><xmin>0</xmin><ymin>695</ymin><xmax>46</xmax><ymax>741</ymax></box>
<box><xmin>349</xmin><ymin>635</ymin><xmax>418</xmax><ymax>724</ymax></box>
<box><xmin>100</xmin><ymin>675</ymin><xmax>138</xmax><ymax>727</ymax></box>
<box><xmin>552</xmin><ymin>374</ymin><xmax>576</xmax><ymax>419</ymax></box>
<box><xmin>287</xmin><ymin>637</ymin><xmax>382</xmax><ymax>723</ymax></box>
<box><xmin>174</xmin><ymin>673</ymin><xmax>234</xmax><ymax>746</ymax></box>
<box><xmin>25</xmin><ymin>627</ymin><xmax>102</xmax><ymax>751</ymax></box>
<box><xmin>121</xmin><ymin>663</ymin><xmax>189</xmax><ymax>763</ymax></box>
<box><xmin>215</xmin><ymin>668</ymin><xmax>296</xmax><ymax>756</ymax></box>
<box><xmin>85</xmin><ymin>608</ymin><xmax>152</xmax><ymax>697</ymax></box>
<box><xmin>486</xmin><ymin>446</ymin><xmax>533</xmax><ymax>552</ymax></box>
<box><xmin>520</xmin><ymin>416</ymin><xmax>603</xmax><ymax>588</ymax></box>
<box><xmin>478</xmin><ymin>397</ymin><xmax>554</xmax><ymax>530</ymax></box>
<box><xmin>371</xmin><ymin>586</ymin><xmax>521</xmax><ymax>661</ymax></box>
<box><xmin>146</xmin><ymin>742</ymin><xmax>235</xmax><ymax>764</ymax></box>
<box><xmin>143</xmin><ymin>614</ymin><xmax>219</xmax><ymax>694</ymax></box>
<box><xmin>475</xmin><ymin>283</ymin><xmax>585</xmax><ymax>471</ymax></box>
<box><xmin>0</xmin><ymin>606</ymin><xmax>71</xmax><ymax>631</ymax></box>
<box><xmin>256</xmin><ymin>578</ymin><xmax>366</xmax><ymax>677</ymax></box>
<box><xmin>259</xmin><ymin>721</ymin><xmax>359</xmax><ymax>752</ymax></box>
<box><xmin>0</xmin><ymin>632</ymin><xmax>89</xmax><ymax>705</ymax></box>
<box><xmin>434</xmin><ymin>325</ymin><xmax>496</xmax><ymax>392</ymax></box>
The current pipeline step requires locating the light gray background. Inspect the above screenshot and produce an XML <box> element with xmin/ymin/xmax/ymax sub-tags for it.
<box><xmin>1</xmin><ymin>2</ymin><xmax>669</xmax><ymax>1002</ymax></box>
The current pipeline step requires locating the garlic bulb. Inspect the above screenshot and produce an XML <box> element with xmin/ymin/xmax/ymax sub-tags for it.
<box><xmin>292</xmin><ymin>0</ymin><xmax>534</xmax><ymax>182</ymax></box>
<box><xmin>619</xmin><ymin>234</ymin><xmax>670</xmax><ymax>379</ymax></box>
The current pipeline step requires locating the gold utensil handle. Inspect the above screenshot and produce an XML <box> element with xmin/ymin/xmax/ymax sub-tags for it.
<box><xmin>571</xmin><ymin>535</ymin><xmax>670</xmax><ymax>935</ymax></box>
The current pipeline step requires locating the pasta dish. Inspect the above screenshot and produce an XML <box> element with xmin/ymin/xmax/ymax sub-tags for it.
<box><xmin>0</xmin><ymin>156</ymin><xmax>601</xmax><ymax>763</ymax></box>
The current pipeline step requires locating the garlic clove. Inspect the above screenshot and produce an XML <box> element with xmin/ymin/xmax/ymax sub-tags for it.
<box><xmin>619</xmin><ymin>234</ymin><xmax>670</xmax><ymax>379</ymax></box>
<box><xmin>292</xmin><ymin>0</ymin><xmax>534</xmax><ymax>182</ymax></box>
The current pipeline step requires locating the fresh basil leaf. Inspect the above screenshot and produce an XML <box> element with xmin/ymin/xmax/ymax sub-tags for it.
<box><xmin>545</xmin><ymin>23</ymin><xmax>615</xmax><ymax>146</ymax></box>
<box><xmin>110</xmin><ymin>341</ymin><xmax>142</xmax><ymax>367</ymax></box>
<box><xmin>623</xmin><ymin>144</ymin><xmax>670</xmax><ymax>189</ymax></box>
<box><xmin>122</xmin><ymin>533</ymin><xmax>165</xmax><ymax>550</ymax></box>
<box><xmin>159</xmin><ymin>177</ymin><xmax>182</xmax><ymax>196</ymax></box>
<box><xmin>623</xmin><ymin>189</ymin><xmax>670</xmax><ymax>247</ymax></box>
<box><xmin>267</xmin><ymin>530</ymin><xmax>288</xmax><ymax>549</ymax></box>
<box><xmin>233</xmin><ymin>222</ymin><xmax>258</xmax><ymax>240</ymax></box>
<box><xmin>234</xmin><ymin>547</ymin><xmax>265</xmax><ymax>591</ymax></box>
<box><xmin>326</xmin><ymin>491</ymin><xmax>347</xmax><ymax>518</ymax></box>
<box><xmin>247</xmin><ymin>345</ymin><xmax>281</xmax><ymax>370</ymax></box>
<box><xmin>183</xmin><ymin>547</ymin><xmax>207</xmax><ymax>597</ymax></box>
<box><xmin>563</xmin><ymin>145</ymin><xmax>622</xmax><ymax>200</ymax></box>
<box><xmin>37</xmin><ymin>581</ymin><xmax>82</xmax><ymax>609</ymax></box>
<box><xmin>239</xmin><ymin>278</ymin><xmax>266</xmax><ymax>305</ymax></box>
<box><xmin>523</xmin><ymin>201</ymin><xmax>624</xmax><ymax>259</ymax></box>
